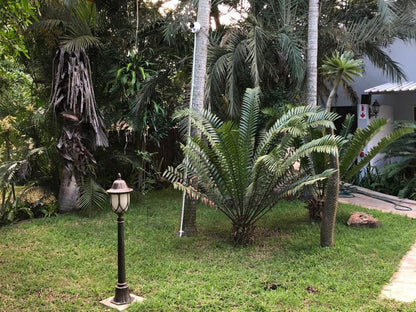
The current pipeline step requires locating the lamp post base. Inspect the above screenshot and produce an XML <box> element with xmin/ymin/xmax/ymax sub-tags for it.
<box><xmin>100</xmin><ymin>294</ymin><xmax>144</xmax><ymax>311</ymax></box>
<box><xmin>113</xmin><ymin>282</ymin><xmax>131</xmax><ymax>305</ymax></box>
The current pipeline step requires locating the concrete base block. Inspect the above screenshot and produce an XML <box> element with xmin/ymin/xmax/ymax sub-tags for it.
<box><xmin>100</xmin><ymin>294</ymin><xmax>144</xmax><ymax>311</ymax></box>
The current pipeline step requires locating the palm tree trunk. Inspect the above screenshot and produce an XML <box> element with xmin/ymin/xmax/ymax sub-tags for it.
<box><xmin>58</xmin><ymin>164</ymin><xmax>79</xmax><ymax>213</ymax></box>
<box><xmin>182</xmin><ymin>191</ymin><xmax>197</xmax><ymax>236</ymax></box>
<box><xmin>306</xmin><ymin>0</ymin><xmax>319</xmax><ymax>106</ymax></box>
<box><xmin>320</xmin><ymin>150</ymin><xmax>339</xmax><ymax>247</ymax></box>
<box><xmin>325</xmin><ymin>74</ymin><xmax>342</xmax><ymax>113</ymax></box>
<box><xmin>191</xmin><ymin>0</ymin><xmax>210</xmax><ymax>114</ymax></box>
<box><xmin>320</xmin><ymin>73</ymin><xmax>342</xmax><ymax>247</ymax></box>
<box><xmin>303</xmin><ymin>0</ymin><xmax>320</xmax><ymax>202</ymax></box>
<box><xmin>181</xmin><ymin>0</ymin><xmax>210</xmax><ymax>236</ymax></box>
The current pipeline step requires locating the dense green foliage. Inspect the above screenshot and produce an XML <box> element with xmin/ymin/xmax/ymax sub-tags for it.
<box><xmin>358</xmin><ymin>122</ymin><xmax>416</xmax><ymax>200</ymax></box>
<box><xmin>0</xmin><ymin>0</ymin><xmax>37</xmax><ymax>58</ymax></box>
<box><xmin>340</xmin><ymin>117</ymin><xmax>413</xmax><ymax>182</ymax></box>
<box><xmin>1</xmin><ymin>189</ymin><xmax>416</xmax><ymax>311</ymax></box>
<box><xmin>1</xmin><ymin>0</ymin><xmax>416</xmax><ymax>218</ymax></box>
<box><xmin>208</xmin><ymin>0</ymin><xmax>416</xmax><ymax>118</ymax></box>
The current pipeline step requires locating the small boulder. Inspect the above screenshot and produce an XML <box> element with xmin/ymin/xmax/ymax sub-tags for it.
<box><xmin>347</xmin><ymin>212</ymin><xmax>382</xmax><ymax>228</ymax></box>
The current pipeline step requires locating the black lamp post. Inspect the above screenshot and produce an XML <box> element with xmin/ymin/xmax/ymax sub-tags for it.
<box><xmin>107</xmin><ymin>173</ymin><xmax>133</xmax><ymax>305</ymax></box>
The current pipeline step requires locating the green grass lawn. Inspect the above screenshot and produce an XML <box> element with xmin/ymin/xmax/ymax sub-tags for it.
<box><xmin>1</xmin><ymin>188</ymin><xmax>416</xmax><ymax>311</ymax></box>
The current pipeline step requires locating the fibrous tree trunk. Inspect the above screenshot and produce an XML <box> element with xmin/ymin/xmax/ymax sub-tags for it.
<box><xmin>58</xmin><ymin>164</ymin><xmax>80</xmax><ymax>212</ymax></box>
<box><xmin>50</xmin><ymin>48</ymin><xmax>108</xmax><ymax>213</ymax></box>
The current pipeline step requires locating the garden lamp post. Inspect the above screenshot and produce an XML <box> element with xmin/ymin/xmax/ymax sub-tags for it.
<box><xmin>101</xmin><ymin>173</ymin><xmax>143</xmax><ymax>310</ymax></box>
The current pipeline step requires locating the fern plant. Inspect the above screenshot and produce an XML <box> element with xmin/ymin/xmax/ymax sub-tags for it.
<box><xmin>164</xmin><ymin>88</ymin><xmax>341</xmax><ymax>245</ymax></box>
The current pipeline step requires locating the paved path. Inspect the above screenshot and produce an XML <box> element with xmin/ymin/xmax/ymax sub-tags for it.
<box><xmin>338</xmin><ymin>184</ymin><xmax>416</xmax><ymax>303</ymax></box>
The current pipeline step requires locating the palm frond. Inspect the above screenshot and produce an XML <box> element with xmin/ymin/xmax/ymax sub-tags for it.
<box><xmin>174</xmin><ymin>108</ymin><xmax>223</xmax><ymax>147</ymax></box>
<box><xmin>61</xmin><ymin>34</ymin><xmax>102</xmax><ymax>52</ymax></box>
<box><xmin>0</xmin><ymin>160</ymin><xmax>31</xmax><ymax>186</ymax></box>
<box><xmin>207</xmin><ymin>46</ymin><xmax>231</xmax><ymax>101</ymax></box>
<box><xmin>77</xmin><ymin>176</ymin><xmax>108</xmax><ymax>216</ymax></box>
<box><xmin>227</xmin><ymin>36</ymin><xmax>249</xmax><ymax>119</ymax></box>
<box><xmin>32</xmin><ymin>19</ymin><xmax>66</xmax><ymax>30</ymax></box>
<box><xmin>255</xmin><ymin>105</ymin><xmax>333</xmax><ymax>158</ymax></box>
<box><xmin>340</xmin><ymin>113</ymin><xmax>355</xmax><ymax>139</ymax></box>
<box><xmin>275</xmin><ymin>32</ymin><xmax>305</xmax><ymax>83</ymax></box>
<box><xmin>363</xmin><ymin>44</ymin><xmax>406</xmax><ymax>82</ymax></box>
<box><xmin>245</xmin><ymin>18</ymin><xmax>269</xmax><ymax>87</ymax></box>
<box><xmin>377</xmin><ymin>0</ymin><xmax>399</xmax><ymax>24</ymax></box>
<box><xmin>238</xmin><ymin>87</ymin><xmax>259</xmax><ymax>154</ymax></box>
<box><xmin>285</xmin><ymin>169</ymin><xmax>336</xmax><ymax>197</ymax></box>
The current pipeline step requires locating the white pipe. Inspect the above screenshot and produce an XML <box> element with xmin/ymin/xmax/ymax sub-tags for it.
<box><xmin>179</xmin><ymin>30</ymin><xmax>198</xmax><ymax>237</ymax></box>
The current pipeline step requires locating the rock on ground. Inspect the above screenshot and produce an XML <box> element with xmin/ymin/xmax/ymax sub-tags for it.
<box><xmin>347</xmin><ymin>212</ymin><xmax>382</xmax><ymax>228</ymax></box>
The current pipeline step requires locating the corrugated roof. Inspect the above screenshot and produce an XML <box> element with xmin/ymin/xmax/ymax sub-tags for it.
<box><xmin>364</xmin><ymin>81</ymin><xmax>416</xmax><ymax>93</ymax></box>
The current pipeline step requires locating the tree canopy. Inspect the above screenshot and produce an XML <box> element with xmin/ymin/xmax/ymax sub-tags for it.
<box><xmin>1</xmin><ymin>0</ymin><xmax>416</xmax><ymax>222</ymax></box>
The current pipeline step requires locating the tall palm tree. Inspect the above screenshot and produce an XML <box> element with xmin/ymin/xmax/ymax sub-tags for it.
<box><xmin>207</xmin><ymin>0</ymin><xmax>306</xmax><ymax>119</ymax></box>
<box><xmin>41</xmin><ymin>0</ymin><xmax>108</xmax><ymax>212</ymax></box>
<box><xmin>302</xmin><ymin>0</ymin><xmax>320</xmax><ymax>205</ymax></box>
<box><xmin>180</xmin><ymin>0</ymin><xmax>211</xmax><ymax>236</ymax></box>
<box><xmin>306</xmin><ymin>0</ymin><xmax>319</xmax><ymax>107</ymax></box>
<box><xmin>208</xmin><ymin>0</ymin><xmax>416</xmax><ymax>119</ymax></box>
<box><xmin>318</xmin><ymin>0</ymin><xmax>416</xmax><ymax>83</ymax></box>
<box><xmin>165</xmin><ymin>88</ymin><xmax>341</xmax><ymax>245</ymax></box>
<box><xmin>320</xmin><ymin>51</ymin><xmax>363</xmax><ymax>247</ymax></box>
<box><xmin>321</xmin><ymin>51</ymin><xmax>363</xmax><ymax>113</ymax></box>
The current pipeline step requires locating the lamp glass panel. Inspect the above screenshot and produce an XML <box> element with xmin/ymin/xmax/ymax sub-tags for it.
<box><xmin>119</xmin><ymin>193</ymin><xmax>130</xmax><ymax>212</ymax></box>
<box><xmin>110</xmin><ymin>194</ymin><xmax>119</xmax><ymax>212</ymax></box>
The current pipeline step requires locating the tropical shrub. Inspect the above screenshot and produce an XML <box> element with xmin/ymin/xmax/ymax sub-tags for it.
<box><xmin>358</xmin><ymin>122</ymin><xmax>416</xmax><ymax>199</ymax></box>
<box><xmin>105</xmin><ymin>50</ymin><xmax>174</xmax><ymax>192</ymax></box>
<box><xmin>339</xmin><ymin>116</ymin><xmax>413</xmax><ymax>182</ymax></box>
<box><xmin>308</xmin><ymin>115</ymin><xmax>413</xmax><ymax>195</ymax></box>
<box><xmin>0</xmin><ymin>165</ymin><xmax>58</xmax><ymax>226</ymax></box>
<box><xmin>164</xmin><ymin>88</ymin><xmax>340</xmax><ymax>245</ymax></box>
<box><xmin>307</xmin><ymin>115</ymin><xmax>413</xmax><ymax>219</ymax></box>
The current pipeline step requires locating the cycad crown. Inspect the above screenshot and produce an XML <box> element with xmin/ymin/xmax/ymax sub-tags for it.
<box><xmin>164</xmin><ymin>87</ymin><xmax>340</xmax><ymax>244</ymax></box>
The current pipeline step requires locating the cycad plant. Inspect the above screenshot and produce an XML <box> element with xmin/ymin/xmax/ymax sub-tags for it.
<box><xmin>339</xmin><ymin>116</ymin><xmax>413</xmax><ymax>182</ymax></box>
<box><xmin>164</xmin><ymin>88</ymin><xmax>341</xmax><ymax>245</ymax></box>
